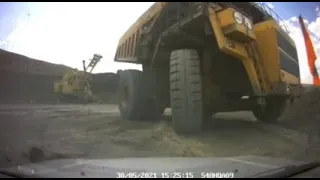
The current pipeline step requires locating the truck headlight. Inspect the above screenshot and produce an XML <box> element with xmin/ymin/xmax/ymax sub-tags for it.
<box><xmin>244</xmin><ymin>17</ymin><xmax>253</xmax><ymax>30</ymax></box>
<box><xmin>233</xmin><ymin>11</ymin><xmax>243</xmax><ymax>24</ymax></box>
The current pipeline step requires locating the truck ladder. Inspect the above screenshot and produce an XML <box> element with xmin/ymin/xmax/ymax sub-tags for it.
<box><xmin>246</xmin><ymin>42</ymin><xmax>269</xmax><ymax>95</ymax></box>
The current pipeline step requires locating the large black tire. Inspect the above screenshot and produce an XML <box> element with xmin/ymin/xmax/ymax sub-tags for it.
<box><xmin>170</xmin><ymin>49</ymin><xmax>204</xmax><ymax>134</ymax></box>
<box><xmin>252</xmin><ymin>97</ymin><xmax>287</xmax><ymax>123</ymax></box>
<box><xmin>117</xmin><ymin>70</ymin><xmax>165</xmax><ymax>121</ymax></box>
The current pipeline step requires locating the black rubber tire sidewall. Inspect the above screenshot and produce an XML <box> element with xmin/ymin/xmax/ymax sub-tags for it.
<box><xmin>170</xmin><ymin>49</ymin><xmax>205</xmax><ymax>134</ymax></box>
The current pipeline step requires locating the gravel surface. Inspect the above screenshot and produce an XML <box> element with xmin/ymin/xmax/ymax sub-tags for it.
<box><xmin>0</xmin><ymin>104</ymin><xmax>319</xmax><ymax>169</ymax></box>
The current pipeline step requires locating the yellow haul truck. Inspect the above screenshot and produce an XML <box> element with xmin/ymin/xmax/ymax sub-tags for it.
<box><xmin>114</xmin><ymin>2</ymin><xmax>301</xmax><ymax>133</ymax></box>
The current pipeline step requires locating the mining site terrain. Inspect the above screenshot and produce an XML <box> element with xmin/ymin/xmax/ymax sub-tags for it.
<box><xmin>0</xmin><ymin>49</ymin><xmax>320</xmax><ymax>169</ymax></box>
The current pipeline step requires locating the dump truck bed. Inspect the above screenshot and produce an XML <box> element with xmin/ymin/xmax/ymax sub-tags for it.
<box><xmin>114</xmin><ymin>2</ymin><xmax>294</xmax><ymax>64</ymax></box>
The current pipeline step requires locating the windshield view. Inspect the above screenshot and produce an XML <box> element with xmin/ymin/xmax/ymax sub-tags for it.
<box><xmin>1</xmin><ymin>2</ymin><xmax>320</xmax><ymax>178</ymax></box>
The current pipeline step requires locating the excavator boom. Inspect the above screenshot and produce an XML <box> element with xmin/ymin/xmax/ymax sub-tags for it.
<box><xmin>83</xmin><ymin>54</ymin><xmax>103</xmax><ymax>73</ymax></box>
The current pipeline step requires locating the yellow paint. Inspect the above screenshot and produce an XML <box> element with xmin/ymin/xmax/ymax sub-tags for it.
<box><xmin>53</xmin><ymin>68</ymin><xmax>90</xmax><ymax>95</ymax></box>
<box><xmin>118</xmin><ymin>2</ymin><xmax>165</xmax><ymax>46</ymax></box>
<box><xmin>281</xmin><ymin>70</ymin><xmax>300</xmax><ymax>85</ymax></box>
<box><xmin>208</xmin><ymin>8</ymin><xmax>249</xmax><ymax>60</ymax></box>
<box><xmin>217</xmin><ymin>8</ymin><xmax>256</xmax><ymax>41</ymax></box>
<box><xmin>254</xmin><ymin>20</ymin><xmax>299</xmax><ymax>88</ymax></box>
<box><xmin>254</xmin><ymin>20</ymin><xmax>281</xmax><ymax>85</ymax></box>
<box><xmin>208</xmin><ymin>7</ymin><xmax>262</xmax><ymax>95</ymax></box>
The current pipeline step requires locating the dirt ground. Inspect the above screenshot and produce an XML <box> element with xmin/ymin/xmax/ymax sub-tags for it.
<box><xmin>0</xmin><ymin>103</ymin><xmax>319</xmax><ymax>169</ymax></box>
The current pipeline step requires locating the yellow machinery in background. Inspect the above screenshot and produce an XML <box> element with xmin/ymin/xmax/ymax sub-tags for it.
<box><xmin>54</xmin><ymin>54</ymin><xmax>103</xmax><ymax>102</ymax></box>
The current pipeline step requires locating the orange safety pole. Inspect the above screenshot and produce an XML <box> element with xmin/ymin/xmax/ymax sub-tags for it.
<box><xmin>298</xmin><ymin>15</ymin><xmax>320</xmax><ymax>86</ymax></box>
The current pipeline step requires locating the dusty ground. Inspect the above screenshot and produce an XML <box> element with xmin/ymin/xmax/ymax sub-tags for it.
<box><xmin>0</xmin><ymin>103</ymin><xmax>319</xmax><ymax>169</ymax></box>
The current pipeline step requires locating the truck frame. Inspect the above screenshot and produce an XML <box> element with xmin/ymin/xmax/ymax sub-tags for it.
<box><xmin>114</xmin><ymin>2</ymin><xmax>301</xmax><ymax>133</ymax></box>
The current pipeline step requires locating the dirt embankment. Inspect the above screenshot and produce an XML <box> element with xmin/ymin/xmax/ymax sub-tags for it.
<box><xmin>91</xmin><ymin>73</ymin><xmax>120</xmax><ymax>104</ymax></box>
<box><xmin>281</xmin><ymin>85</ymin><xmax>320</xmax><ymax>136</ymax></box>
<box><xmin>1</xmin><ymin>48</ymin><xmax>319</xmax><ymax>116</ymax></box>
<box><xmin>0</xmin><ymin>50</ymin><xmax>119</xmax><ymax>104</ymax></box>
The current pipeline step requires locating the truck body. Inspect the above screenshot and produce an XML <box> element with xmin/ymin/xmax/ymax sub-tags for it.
<box><xmin>114</xmin><ymin>2</ymin><xmax>301</xmax><ymax>133</ymax></box>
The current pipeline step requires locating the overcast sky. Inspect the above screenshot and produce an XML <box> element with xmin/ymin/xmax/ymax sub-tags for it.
<box><xmin>0</xmin><ymin>2</ymin><xmax>319</xmax><ymax>84</ymax></box>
